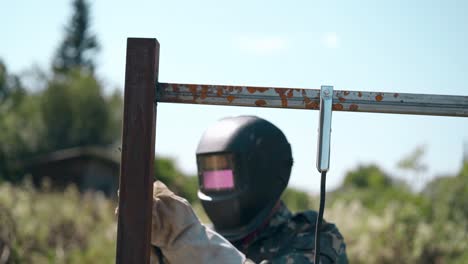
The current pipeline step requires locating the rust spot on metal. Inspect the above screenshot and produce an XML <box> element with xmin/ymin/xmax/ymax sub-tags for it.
<box><xmin>247</xmin><ymin>87</ymin><xmax>269</xmax><ymax>93</ymax></box>
<box><xmin>274</xmin><ymin>88</ymin><xmax>288</xmax><ymax>107</ymax></box>
<box><xmin>339</xmin><ymin>97</ymin><xmax>346</xmax><ymax>102</ymax></box>
<box><xmin>274</xmin><ymin>88</ymin><xmax>284</xmax><ymax>94</ymax></box>
<box><xmin>226</xmin><ymin>86</ymin><xmax>234</xmax><ymax>92</ymax></box>
<box><xmin>227</xmin><ymin>95</ymin><xmax>235</xmax><ymax>103</ymax></box>
<box><xmin>235</xmin><ymin>87</ymin><xmax>243</xmax><ymax>92</ymax></box>
<box><xmin>306</xmin><ymin>101</ymin><xmax>319</xmax><ymax>109</ymax></box>
<box><xmin>188</xmin><ymin>84</ymin><xmax>198</xmax><ymax>95</ymax></box>
<box><xmin>200</xmin><ymin>86</ymin><xmax>209</xmax><ymax>100</ymax></box>
<box><xmin>343</xmin><ymin>91</ymin><xmax>350</xmax><ymax>96</ymax></box>
<box><xmin>332</xmin><ymin>104</ymin><xmax>344</xmax><ymax>110</ymax></box>
<box><xmin>375</xmin><ymin>94</ymin><xmax>383</xmax><ymax>102</ymax></box>
<box><xmin>187</xmin><ymin>84</ymin><xmax>198</xmax><ymax>100</ymax></box>
<box><xmin>255</xmin><ymin>99</ymin><xmax>267</xmax><ymax>106</ymax></box>
<box><xmin>358</xmin><ymin>92</ymin><xmax>362</xmax><ymax>97</ymax></box>
<box><xmin>349</xmin><ymin>104</ymin><xmax>359</xmax><ymax>111</ymax></box>
<box><xmin>171</xmin><ymin>84</ymin><xmax>180</xmax><ymax>93</ymax></box>
<box><xmin>303</xmin><ymin>95</ymin><xmax>319</xmax><ymax>109</ymax></box>
<box><xmin>394</xmin><ymin>93</ymin><xmax>399</xmax><ymax>98</ymax></box>
<box><xmin>216</xmin><ymin>87</ymin><xmax>223</xmax><ymax>97</ymax></box>
<box><xmin>287</xmin><ymin>89</ymin><xmax>294</xmax><ymax>98</ymax></box>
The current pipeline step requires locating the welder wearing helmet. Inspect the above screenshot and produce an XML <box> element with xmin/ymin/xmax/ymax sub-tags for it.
<box><xmin>148</xmin><ymin>116</ymin><xmax>348</xmax><ymax>263</ymax></box>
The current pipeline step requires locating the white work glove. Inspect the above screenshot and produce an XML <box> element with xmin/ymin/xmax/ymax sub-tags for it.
<box><xmin>150</xmin><ymin>181</ymin><xmax>246</xmax><ymax>264</ymax></box>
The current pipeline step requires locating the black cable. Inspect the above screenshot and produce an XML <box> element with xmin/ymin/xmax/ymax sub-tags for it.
<box><xmin>154</xmin><ymin>246</ymin><xmax>164</xmax><ymax>263</ymax></box>
<box><xmin>314</xmin><ymin>171</ymin><xmax>327</xmax><ymax>264</ymax></box>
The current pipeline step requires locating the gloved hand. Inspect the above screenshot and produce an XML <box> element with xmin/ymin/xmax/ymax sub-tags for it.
<box><xmin>150</xmin><ymin>181</ymin><xmax>246</xmax><ymax>264</ymax></box>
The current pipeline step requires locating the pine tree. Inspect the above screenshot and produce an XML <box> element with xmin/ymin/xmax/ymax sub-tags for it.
<box><xmin>0</xmin><ymin>60</ymin><xmax>7</xmax><ymax>101</ymax></box>
<box><xmin>52</xmin><ymin>0</ymin><xmax>99</xmax><ymax>74</ymax></box>
<box><xmin>0</xmin><ymin>59</ymin><xmax>24</xmax><ymax>103</ymax></box>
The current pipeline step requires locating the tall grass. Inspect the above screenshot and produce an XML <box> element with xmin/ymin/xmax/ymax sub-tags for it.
<box><xmin>1</xmin><ymin>180</ymin><xmax>468</xmax><ymax>263</ymax></box>
<box><xmin>0</xmin><ymin>180</ymin><xmax>116</xmax><ymax>263</ymax></box>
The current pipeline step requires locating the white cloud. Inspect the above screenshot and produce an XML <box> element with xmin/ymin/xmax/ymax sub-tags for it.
<box><xmin>234</xmin><ymin>35</ymin><xmax>287</xmax><ymax>55</ymax></box>
<box><xmin>322</xmin><ymin>32</ymin><xmax>339</xmax><ymax>48</ymax></box>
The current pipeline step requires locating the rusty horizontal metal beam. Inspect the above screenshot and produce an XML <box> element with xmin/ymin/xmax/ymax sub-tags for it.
<box><xmin>156</xmin><ymin>83</ymin><xmax>468</xmax><ymax>117</ymax></box>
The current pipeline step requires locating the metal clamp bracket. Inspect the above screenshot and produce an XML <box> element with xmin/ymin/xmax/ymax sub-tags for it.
<box><xmin>316</xmin><ymin>85</ymin><xmax>333</xmax><ymax>173</ymax></box>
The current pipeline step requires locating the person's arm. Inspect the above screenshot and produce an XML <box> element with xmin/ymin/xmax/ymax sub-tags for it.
<box><xmin>150</xmin><ymin>181</ymin><xmax>247</xmax><ymax>264</ymax></box>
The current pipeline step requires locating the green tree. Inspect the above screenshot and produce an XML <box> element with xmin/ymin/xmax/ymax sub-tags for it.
<box><xmin>0</xmin><ymin>60</ymin><xmax>24</xmax><ymax>104</ymax></box>
<box><xmin>398</xmin><ymin>145</ymin><xmax>428</xmax><ymax>189</ymax></box>
<box><xmin>52</xmin><ymin>0</ymin><xmax>99</xmax><ymax>74</ymax></box>
<box><xmin>41</xmin><ymin>71</ymin><xmax>118</xmax><ymax>151</ymax></box>
<box><xmin>459</xmin><ymin>160</ymin><xmax>468</xmax><ymax>178</ymax></box>
<box><xmin>334</xmin><ymin>164</ymin><xmax>429</xmax><ymax>214</ymax></box>
<box><xmin>106</xmin><ymin>90</ymin><xmax>123</xmax><ymax>143</ymax></box>
<box><xmin>343</xmin><ymin>164</ymin><xmax>392</xmax><ymax>189</ymax></box>
<box><xmin>0</xmin><ymin>61</ymin><xmax>37</xmax><ymax>181</ymax></box>
<box><xmin>1</xmin><ymin>58</ymin><xmax>123</xmax><ymax>182</ymax></box>
<box><xmin>424</xmin><ymin>161</ymin><xmax>468</xmax><ymax>223</ymax></box>
<box><xmin>154</xmin><ymin>157</ymin><xmax>198</xmax><ymax>203</ymax></box>
<box><xmin>397</xmin><ymin>145</ymin><xmax>428</xmax><ymax>173</ymax></box>
<box><xmin>281</xmin><ymin>187</ymin><xmax>315</xmax><ymax>212</ymax></box>
<box><xmin>0</xmin><ymin>60</ymin><xmax>8</xmax><ymax>101</ymax></box>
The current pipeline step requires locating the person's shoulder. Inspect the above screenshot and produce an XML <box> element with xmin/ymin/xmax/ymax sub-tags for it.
<box><xmin>292</xmin><ymin>210</ymin><xmax>318</xmax><ymax>227</ymax></box>
<box><xmin>282</xmin><ymin>210</ymin><xmax>347</xmax><ymax>263</ymax></box>
<box><xmin>248</xmin><ymin>206</ymin><xmax>347</xmax><ymax>263</ymax></box>
<box><xmin>292</xmin><ymin>210</ymin><xmax>343</xmax><ymax>237</ymax></box>
<box><xmin>271</xmin><ymin>250</ymin><xmax>348</xmax><ymax>264</ymax></box>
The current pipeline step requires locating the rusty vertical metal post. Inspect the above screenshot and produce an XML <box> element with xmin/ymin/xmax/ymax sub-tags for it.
<box><xmin>117</xmin><ymin>38</ymin><xmax>159</xmax><ymax>264</ymax></box>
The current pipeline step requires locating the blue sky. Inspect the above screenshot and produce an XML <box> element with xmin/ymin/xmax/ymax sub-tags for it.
<box><xmin>2</xmin><ymin>0</ymin><xmax>467</xmax><ymax>193</ymax></box>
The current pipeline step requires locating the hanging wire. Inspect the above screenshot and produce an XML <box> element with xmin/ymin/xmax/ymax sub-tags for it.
<box><xmin>314</xmin><ymin>171</ymin><xmax>327</xmax><ymax>264</ymax></box>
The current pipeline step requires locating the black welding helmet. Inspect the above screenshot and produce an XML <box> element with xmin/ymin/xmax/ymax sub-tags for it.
<box><xmin>196</xmin><ymin>116</ymin><xmax>293</xmax><ymax>241</ymax></box>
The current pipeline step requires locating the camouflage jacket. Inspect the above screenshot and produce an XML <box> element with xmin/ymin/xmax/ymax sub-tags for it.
<box><xmin>233</xmin><ymin>202</ymin><xmax>348</xmax><ymax>264</ymax></box>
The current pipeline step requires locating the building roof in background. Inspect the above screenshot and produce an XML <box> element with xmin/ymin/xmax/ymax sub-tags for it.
<box><xmin>27</xmin><ymin>146</ymin><xmax>120</xmax><ymax>166</ymax></box>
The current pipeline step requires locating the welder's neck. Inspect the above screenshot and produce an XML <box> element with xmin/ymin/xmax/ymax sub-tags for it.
<box><xmin>240</xmin><ymin>199</ymin><xmax>282</xmax><ymax>245</ymax></box>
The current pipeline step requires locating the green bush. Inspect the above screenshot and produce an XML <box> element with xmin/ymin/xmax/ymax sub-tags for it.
<box><xmin>281</xmin><ymin>187</ymin><xmax>317</xmax><ymax>212</ymax></box>
<box><xmin>0</xmin><ymin>180</ymin><xmax>117</xmax><ymax>263</ymax></box>
<box><xmin>327</xmin><ymin>200</ymin><xmax>468</xmax><ymax>264</ymax></box>
<box><xmin>154</xmin><ymin>157</ymin><xmax>198</xmax><ymax>203</ymax></box>
<box><xmin>2</xmin><ymin>162</ymin><xmax>467</xmax><ymax>263</ymax></box>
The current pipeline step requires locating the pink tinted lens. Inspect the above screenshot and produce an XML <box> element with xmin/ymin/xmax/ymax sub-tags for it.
<box><xmin>203</xmin><ymin>170</ymin><xmax>234</xmax><ymax>190</ymax></box>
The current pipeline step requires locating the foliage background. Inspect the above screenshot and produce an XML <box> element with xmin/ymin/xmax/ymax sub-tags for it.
<box><xmin>1</xmin><ymin>162</ymin><xmax>467</xmax><ymax>263</ymax></box>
